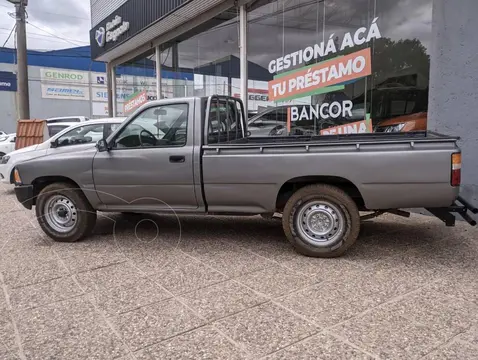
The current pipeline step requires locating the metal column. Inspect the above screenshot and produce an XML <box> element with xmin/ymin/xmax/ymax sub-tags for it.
<box><xmin>110</xmin><ymin>65</ymin><xmax>117</xmax><ymax>116</ymax></box>
<box><xmin>172</xmin><ymin>43</ymin><xmax>181</xmax><ymax>97</ymax></box>
<box><xmin>239</xmin><ymin>5</ymin><xmax>248</xmax><ymax>114</ymax></box>
<box><xmin>106</xmin><ymin>62</ymin><xmax>113</xmax><ymax>117</ymax></box>
<box><xmin>155</xmin><ymin>46</ymin><xmax>162</xmax><ymax>99</ymax></box>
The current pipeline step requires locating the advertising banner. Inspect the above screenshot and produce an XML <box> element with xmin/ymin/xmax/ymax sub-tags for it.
<box><xmin>124</xmin><ymin>91</ymin><xmax>148</xmax><ymax>114</ymax></box>
<box><xmin>268</xmin><ymin>48</ymin><xmax>372</xmax><ymax>102</ymax></box>
<box><xmin>0</xmin><ymin>71</ymin><xmax>17</xmax><ymax>92</ymax></box>
<box><xmin>92</xmin><ymin>102</ymin><xmax>125</xmax><ymax>116</ymax></box>
<box><xmin>320</xmin><ymin>119</ymin><xmax>373</xmax><ymax>135</ymax></box>
<box><xmin>41</xmin><ymin>68</ymin><xmax>89</xmax><ymax>85</ymax></box>
<box><xmin>41</xmin><ymin>84</ymin><xmax>90</xmax><ymax>100</ymax></box>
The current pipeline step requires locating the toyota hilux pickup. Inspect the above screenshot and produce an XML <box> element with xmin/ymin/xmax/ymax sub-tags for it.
<box><xmin>12</xmin><ymin>96</ymin><xmax>477</xmax><ymax>258</ymax></box>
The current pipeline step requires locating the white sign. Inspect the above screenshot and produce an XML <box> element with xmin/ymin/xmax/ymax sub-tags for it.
<box><xmin>95</xmin><ymin>15</ymin><xmax>130</xmax><ymax>48</ymax></box>
<box><xmin>92</xmin><ymin>86</ymin><xmax>135</xmax><ymax>103</ymax></box>
<box><xmin>41</xmin><ymin>84</ymin><xmax>90</xmax><ymax>100</ymax></box>
<box><xmin>41</xmin><ymin>68</ymin><xmax>89</xmax><ymax>85</ymax></box>
<box><xmin>92</xmin><ymin>102</ymin><xmax>124</xmax><ymax>117</ymax></box>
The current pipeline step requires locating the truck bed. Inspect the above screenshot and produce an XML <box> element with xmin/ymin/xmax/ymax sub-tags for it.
<box><xmin>201</xmin><ymin>131</ymin><xmax>460</xmax><ymax>214</ymax></box>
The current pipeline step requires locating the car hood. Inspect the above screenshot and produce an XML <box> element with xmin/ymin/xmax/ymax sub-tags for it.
<box><xmin>378</xmin><ymin>112</ymin><xmax>427</xmax><ymax>126</ymax></box>
<box><xmin>7</xmin><ymin>144</ymin><xmax>39</xmax><ymax>157</ymax></box>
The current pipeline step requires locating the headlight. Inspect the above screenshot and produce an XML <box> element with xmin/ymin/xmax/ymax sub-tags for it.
<box><xmin>1</xmin><ymin>155</ymin><xmax>10</xmax><ymax>164</ymax></box>
<box><xmin>382</xmin><ymin>123</ymin><xmax>406</xmax><ymax>133</ymax></box>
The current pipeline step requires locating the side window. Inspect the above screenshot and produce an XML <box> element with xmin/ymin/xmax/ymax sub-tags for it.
<box><xmin>114</xmin><ymin>103</ymin><xmax>189</xmax><ymax>149</ymax></box>
<box><xmin>207</xmin><ymin>99</ymin><xmax>244</xmax><ymax>144</ymax></box>
<box><xmin>104</xmin><ymin>123</ymin><xmax>121</xmax><ymax>138</ymax></box>
<box><xmin>56</xmin><ymin>124</ymin><xmax>104</xmax><ymax>147</ymax></box>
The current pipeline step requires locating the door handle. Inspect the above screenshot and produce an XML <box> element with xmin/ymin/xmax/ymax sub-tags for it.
<box><xmin>169</xmin><ymin>155</ymin><xmax>185</xmax><ymax>163</ymax></box>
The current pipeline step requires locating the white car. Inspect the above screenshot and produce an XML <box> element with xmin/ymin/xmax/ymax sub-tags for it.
<box><xmin>46</xmin><ymin>116</ymin><xmax>89</xmax><ymax>124</ymax></box>
<box><xmin>0</xmin><ymin>133</ymin><xmax>17</xmax><ymax>158</ymax></box>
<box><xmin>0</xmin><ymin>117</ymin><xmax>126</xmax><ymax>184</ymax></box>
<box><xmin>0</xmin><ymin>122</ymin><xmax>77</xmax><ymax>158</ymax></box>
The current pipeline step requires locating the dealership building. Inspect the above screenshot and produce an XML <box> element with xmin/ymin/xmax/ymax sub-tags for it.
<box><xmin>86</xmin><ymin>0</ymin><xmax>476</xmax><ymax>203</ymax></box>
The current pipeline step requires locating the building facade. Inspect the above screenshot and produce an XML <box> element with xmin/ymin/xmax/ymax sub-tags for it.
<box><xmin>89</xmin><ymin>0</ymin><xmax>478</xmax><ymax>202</ymax></box>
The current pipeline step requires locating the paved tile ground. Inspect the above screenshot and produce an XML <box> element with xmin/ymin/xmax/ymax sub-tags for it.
<box><xmin>1</xmin><ymin>185</ymin><xmax>478</xmax><ymax>359</ymax></box>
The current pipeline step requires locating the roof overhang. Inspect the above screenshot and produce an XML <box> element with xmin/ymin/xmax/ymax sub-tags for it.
<box><xmin>91</xmin><ymin>0</ymin><xmax>255</xmax><ymax>65</ymax></box>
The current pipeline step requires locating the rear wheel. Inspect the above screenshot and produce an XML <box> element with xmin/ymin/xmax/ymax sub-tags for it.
<box><xmin>282</xmin><ymin>184</ymin><xmax>360</xmax><ymax>257</ymax></box>
<box><xmin>36</xmin><ymin>182</ymin><xmax>97</xmax><ymax>242</ymax></box>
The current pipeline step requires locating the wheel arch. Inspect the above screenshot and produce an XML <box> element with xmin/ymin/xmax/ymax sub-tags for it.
<box><xmin>276</xmin><ymin>175</ymin><xmax>365</xmax><ymax>212</ymax></box>
<box><xmin>31</xmin><ymin>176</ymin><xmax>87</xmax><ymax>206</ymax></box>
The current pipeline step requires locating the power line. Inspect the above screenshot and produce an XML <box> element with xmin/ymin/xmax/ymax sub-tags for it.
<box><xmin>26</xmin><ymin>21</ymin><xmax>86</xmax><ymax>47</ymax></box>
<box><xmin>2</xmin><ymin>24</ymin><xmax>16</xmax><ymax>47</ymax></box>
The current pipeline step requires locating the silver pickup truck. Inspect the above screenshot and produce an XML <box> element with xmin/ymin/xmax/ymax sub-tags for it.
<box><xmin>13</xmin><ymin>96</ymin><xmax>477</xmax><ymax>257</ymax></box>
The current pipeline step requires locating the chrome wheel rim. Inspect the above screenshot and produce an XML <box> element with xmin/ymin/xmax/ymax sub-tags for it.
<box><xmin>295</xmin><ymin>200</ymin><xmax>345</xmax><ymax>246</ymax></box>
<box><xmin>44</xmin><ymin>195</ymin><xmax>77</xmax><ymax>233</ymax></box>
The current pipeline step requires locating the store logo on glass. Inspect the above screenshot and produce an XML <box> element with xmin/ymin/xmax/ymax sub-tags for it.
<box><xmin>95</xmin><ymin>27</ymin><xmax>106</xmax><ymax>47</ymax></box>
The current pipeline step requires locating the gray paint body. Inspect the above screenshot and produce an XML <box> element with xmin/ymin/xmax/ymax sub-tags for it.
<box><xmin>429</xmin><ymin>0</ymin><xmax>478</xmax><ymax>204</ymax></box>
<box><xmin>16</xmin><ymin>97</ymin><xmax>460</xmax><ymax>214</ymax></box>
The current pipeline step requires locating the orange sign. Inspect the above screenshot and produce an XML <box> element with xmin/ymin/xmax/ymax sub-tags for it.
<box><xmin>320</xmin><ymin>119</ymin><xmax>373</xmax><ymax>136</ymax></box>
<box><xmin>268</xmin><ymin>48</ymin><xmax>372</xmax><ymax>102</ymax></box>
<box><xmin>124</xmin><ymin>90</ymin><xmax>148</xmax><ymax>115</ymax></box>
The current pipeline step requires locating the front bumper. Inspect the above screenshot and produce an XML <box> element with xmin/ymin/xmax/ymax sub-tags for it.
<box><xmin>15</xmin><ymin>185</ymin><xmax>34</xmax><ymax>210</ymax></box>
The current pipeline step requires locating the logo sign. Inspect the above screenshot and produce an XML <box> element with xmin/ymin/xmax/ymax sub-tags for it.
<box><xmin>41</xmin><ymin>68</ymin><xmax>88</xmax><ymax>84</ymax></box>
<box><xmin>0</xmin><ymin>71</ymin><xmax>17</xmax><ymax>92</ymax></box>
<box><xmin>286</xmin><ymin>101</ymin><xmax>355</xmax><ymax>132</ymax></box>
<box><xmin>320</xmin><ymin>119</ymin><xmax>373</xmax><ymax>136</ymax></box>
<box><xmin>41</xmin><ymin>84</ymin><xmax>89</xmax><ymax>100</ymax></box>
<box><xmin>96</xmin><ymin>15</ymin><xmax>130</xmax><ymax>48</ymax></box>
<box><xmin>124</xmin><ymin>91</ymin><xmax>148</xmax><ymax>114</ymax></box>
<box><xmin>95</xmin><ymin>27</ymin><xmax>105</xmax><ymax>47</ymax></box>
<box><xmin>96</xmin><ymin>76</ymin><xmax>106</xmax><ymax>85</ymax></box>
<box><xmin>268</xmin><ymin>48</ymin><xmax>372</xmax><ymax>102</ymax></box>
<box><xmin>234</xmin><ymin>88</ymin><xmax>269</xmax><ymax>101</ymax></box>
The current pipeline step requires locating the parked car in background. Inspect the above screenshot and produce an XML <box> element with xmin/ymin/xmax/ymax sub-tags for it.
<box><xmin>0</xmin><ymin>118</ymin><xmax>125</xmax><ymax>184</ymax></box>
<box><xmin>0</xmin><ymin>133</ymin><xmax>16</xmax><ymax>157</ymax></box>
<box><xmin>374</xmin><ymin>111</ymin><xmax>428</xmax><ymax>133</ymax></box>
<box><xmin>0</xmin><ymin>131</ymin><xmax>6</xmax><ymax>137</ymax></box>
<box><xmin>47</xmin><ymin>122</ymin><xmax>83</xmax><ymax>138</ymax></box>
<box><xmin>46</xmin><ymin>116</ymin><xmax>89</xmax><ymax>124</ymax></box>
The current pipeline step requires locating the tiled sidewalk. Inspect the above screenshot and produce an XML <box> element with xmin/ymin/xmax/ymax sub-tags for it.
<box><xmin>1</xmin><ymin>186</ymin><xmax>477</xmax><ymax>359</ymax></box>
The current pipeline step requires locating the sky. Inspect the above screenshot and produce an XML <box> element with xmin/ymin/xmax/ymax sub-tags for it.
<box><xmin>0</xmin><ymin>0</ymin><xmax>91</xmax><ymax>50</ymax></box>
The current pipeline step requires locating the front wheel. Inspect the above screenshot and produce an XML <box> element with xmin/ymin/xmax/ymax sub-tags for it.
<box><xmin>36</xmin><ymin>182</ymin><xmax>97</xmax><ymax>242</ymax></box>
<box><xmin>282</xmin><ymin>184</ymin><xmax>360</xmax><ymax>258</ymax></box>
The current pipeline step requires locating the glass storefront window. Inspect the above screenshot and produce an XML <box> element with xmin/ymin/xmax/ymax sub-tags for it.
<box><xmin>248</xmin><ymin>0</ymin><xmax>432</xmax><ymax>136</ymax></box>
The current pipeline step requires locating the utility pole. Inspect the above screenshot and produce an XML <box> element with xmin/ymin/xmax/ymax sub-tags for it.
<box><xmin>8</xmin><ymin>0</ymin><xmax>30</xmax><ymax>119</ymax></box>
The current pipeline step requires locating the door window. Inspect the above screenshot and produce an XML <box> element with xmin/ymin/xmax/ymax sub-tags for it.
<box><xmin>114</xmin><ymin>104</ymin><xmax>189</xmax><ymax>148</ymax></box>
<box><xmin>56</xmin><ymin>124</ymin><xmax>104</xmax><ymax>147</ymax></box>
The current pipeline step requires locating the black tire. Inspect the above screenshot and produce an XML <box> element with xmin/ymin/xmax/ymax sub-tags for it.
<box><xmin>282</xmin><ymin>184</ymin><xmax>360</xmax><ymax>258</ymax></box>
<box><xmin>35</xmin><ymin>182</ymin><xmax>97</xmax><ymax>242</ymax></box>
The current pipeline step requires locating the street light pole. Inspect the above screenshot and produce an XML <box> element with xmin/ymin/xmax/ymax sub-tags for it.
<box><xmin>9</xmin><ymin>0</ymin><xmax>30</xmax><ymax>119</ymax></box>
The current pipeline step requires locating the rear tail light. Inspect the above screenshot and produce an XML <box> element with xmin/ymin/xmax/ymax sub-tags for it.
<box><xmin>451</xmin><ymin>153</ymin><xmax>461</xmax><ymax>187</ymax></box>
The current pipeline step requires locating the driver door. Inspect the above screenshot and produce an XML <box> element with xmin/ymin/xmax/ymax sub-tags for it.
<box><xmin>92</xmin><ymin>102</ymin><xmax>198</xmax><ymax>210</ymax></box>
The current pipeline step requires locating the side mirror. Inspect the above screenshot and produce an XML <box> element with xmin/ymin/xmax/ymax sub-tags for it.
<box><xmin>96</xmin><ymin>139</ymin><xmax>109</xmax><ymax>152</ymax></box>
<box><xmin>247</xmin><ymin>130</ymin><xmax>251</xmax><ymax>137</ymax></box>
<box><xmin>50</xmin><ymin>139</ymin><xmax>58</xmax><ymax>148</ymax></box>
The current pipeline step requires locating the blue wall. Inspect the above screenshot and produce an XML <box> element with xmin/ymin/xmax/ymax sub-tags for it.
<box><xmin>0</xmin><ymin>46</ymin><xmax>193</xmax><ymax>80</ymax></box>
